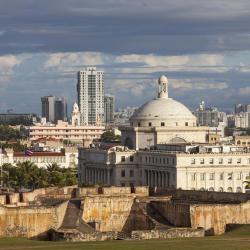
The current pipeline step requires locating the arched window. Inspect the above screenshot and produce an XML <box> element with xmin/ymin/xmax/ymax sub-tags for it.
<box><xmin>236</xmin><ymin>187</ymin><xmax>242</xmax><ymax>193</ymax></box>
<box><xmin>218</xmin><ymin>187</ymin><xmax>223</xmax><ymax>192</ymax></box>
<box><xmin>208</xmin><ymin>187</ymin><xmax>214</xmax><ymax>192</ymax></box>
<box><xmin>227</xmin><ymin>187</ymin><xmax>233</xmax><ymax>192</ymax></box>
<box><xmin>237</xmin><ymin>140</ymin><xmax>241</xmax><ymax>145</ymax></box>
<box><xmin>200</xmin><ymin>187</ymin><xmax>205</xmax><ymax>191</ymax></box>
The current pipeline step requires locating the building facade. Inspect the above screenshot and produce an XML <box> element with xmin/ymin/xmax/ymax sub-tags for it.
<box><xmin>1</xmin><ymin>147</ymin><xmax>78</xmax><ymax>169</ymax></box>
<box><xmin>77</xmin><ymin>67</ymin><xmax>104</xmax><ymax>125</ymax></box>
<box><xmin>29</xmin><ymin>120</ymin><xmax>104</xmax><ymax>143</ymax></box>
<box><xmin>119</xmin><ymin>76</ymin><xmax>208</xmax><ymax>150</ymax></box>
<box><xmin>78</xmin><ymin>145</ymin><xmax>250</xmax><ymax>193</ymax></box>
<box><xmin>104</xmin><ymin>95</ymin><xmax>115</xmax><ymax>124</ymax></box>
<box><xmin>41</xmin><ymin>96</ymin><xmax>67</xmax><ymax>123</ymax></box>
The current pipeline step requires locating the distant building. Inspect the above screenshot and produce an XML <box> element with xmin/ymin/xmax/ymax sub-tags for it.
<box><xmin>71</xmin><ymin>103</ymin><xmax>81</xmax><ymax>126</ymax></box>
<box><xmin>77</xmin><ymin>67</ymin><xmax>104</xmax><ymax>125</ymax></box>
<box><xmin>0</xmin><ymin>114</ymin><xmax>35</xmax><ymax>125</ymax></box>
<box><xmin>55</xmin><ymin>97</ymin><xmax>67</xmax><ymax>122</ymax></box>
<box><xmin>29</xmin><ymin>120</ymin><xmax>104</xmax><ymax>143</ymax></box>
<box><xmin>0</xmin><ymin>147</ymin><xmax>78</xmax><ymax>169</ymax></box>
<box><xmin>194</xmin><ymin>100</ymin><xmax>226</xmax><ymax>127</ymax></box>
<box><xmin>235</xmin><ymin>104</ymin><xmax>246</xmax><ymax>114</ymax></box>
<box><xmin>104</xmin><ymin>95</ymin><xmax>115</xmax><ymax>124</ymax></box>
<box><xmin>235</xmin><ymin>112</ymin><xmax>250</xmax><ymax>128</ymax></box>
<box><xmin>41</xmin><ymin>96</ymin><xmax>67</xmax><ymax>123</ymax></box>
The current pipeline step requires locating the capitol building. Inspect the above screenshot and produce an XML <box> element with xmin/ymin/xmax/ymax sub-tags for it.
<box><xmin>78</xmin><ymin>76</ymin><xmax>250</xmax><ymax>193</ymax></box>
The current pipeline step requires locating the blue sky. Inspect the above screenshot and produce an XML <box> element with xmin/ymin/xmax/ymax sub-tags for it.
<box><xmin>0</xmin><ymin>0</ymin><xmax>250</xmax><ymax>114</ymax></box>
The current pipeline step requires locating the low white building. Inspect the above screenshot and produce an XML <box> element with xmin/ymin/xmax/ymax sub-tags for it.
<box><xmin>0</xmin><ymin>147</ymin><xmax>78</xmax><ymax>168</ymax></box>
<box><xmin>78</xmin><ymin>144</ymin><xmax>250</xmax><ymax>193</ymax></box>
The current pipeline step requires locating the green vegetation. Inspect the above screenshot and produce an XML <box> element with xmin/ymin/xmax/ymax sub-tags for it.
<box><xmin>100</xmin><ymin>130</ymin><xmax>121</xmax><ymax>142</ymax></box>
<box><xmin>1</xmin><ymin>162</ymin><xmax>77</xmax><ymax>191</ymax></box>
<box><xmin>0</xmin><ymin>125</ymin><xmax>23</xmax><ymax>141</ymax></box>
<box><xmin>0</xmin><ymin>235</ymin><xmax>250</xmax><ymax>250</ymax></box>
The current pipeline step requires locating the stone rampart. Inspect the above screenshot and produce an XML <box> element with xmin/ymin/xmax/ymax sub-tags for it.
<box><xmin>152</xmin><ymin>188</ymin><xmax>250</xmax><ymax>203</ymax></box>
<box><xmin>131</xmin><ymin>228</ymin><xmax>205</xmax><ymax>240</ymax></box>
<box><xmin>190</xmin><ymin>201</ymin><xmax>250</xmax><ymax>235</ymax></box>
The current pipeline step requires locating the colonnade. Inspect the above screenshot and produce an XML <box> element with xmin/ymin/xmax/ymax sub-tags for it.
<box><xmin>145</xmin><ymin>170</ymin><xmax>170</xmax><ymax>187</ymax></box>
<box><xmin>84</xmin><ymin>167</ymin><xmax>110</xmax><ymax>185</ymax></box>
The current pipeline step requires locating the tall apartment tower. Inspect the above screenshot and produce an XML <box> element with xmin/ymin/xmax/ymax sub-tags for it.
<box><xmin>104</xmin><ymin>95</ymin><xmax>115</xmax><ymax>124</ymax></box>
<box><xmin>41</xmin><ymin>96</ymin><xmax>67</xmax><ymax>123</ymax></box>
<box><xmin>77</xmin><ymin>67</ymin><xmax>104</xmax><ymax>125</ymax></box>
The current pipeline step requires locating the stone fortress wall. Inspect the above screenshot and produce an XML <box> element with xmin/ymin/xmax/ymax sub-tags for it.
<box><xmin>0</xmin><ymin>186</ymin><xmax>249</xmax><ymax>240</ymax></box>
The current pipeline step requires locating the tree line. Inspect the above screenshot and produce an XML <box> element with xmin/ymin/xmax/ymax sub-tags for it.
<box><xmin>0</xmin><ymin>162</ymin><xmax>77</xmax><ymax>191</ymax></box>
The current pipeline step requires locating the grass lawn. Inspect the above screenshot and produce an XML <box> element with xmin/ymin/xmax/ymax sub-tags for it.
<box><xmin>0</xmin><ymin>225</ymin><xmax>249</xmax><ymax>250</ymax></box>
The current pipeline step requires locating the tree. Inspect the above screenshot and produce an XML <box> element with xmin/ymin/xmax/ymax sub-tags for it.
<box><xmin>100</xmin><ymin>130</ymin><xmax>121</xmax><ymax>142</ymax></box>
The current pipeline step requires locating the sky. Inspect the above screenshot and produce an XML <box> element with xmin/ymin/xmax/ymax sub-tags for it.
<box><xmin>1</xmin><ymin>0</ymin><xmax>250</xmax><ymax>114</ymax></box>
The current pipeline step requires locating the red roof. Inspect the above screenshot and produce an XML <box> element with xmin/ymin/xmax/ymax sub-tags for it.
<box><xmin>14</xmin><ymin>151</ymin><xmax>65</xmax><ymax>157</ymax></box>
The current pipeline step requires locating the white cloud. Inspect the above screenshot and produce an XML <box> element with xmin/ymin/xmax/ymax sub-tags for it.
<box><xmin>239</xmin><ymin>87</ymin><xmax>250</xmax><ymax>96</ymax></box>
<box><xmin>0</xmin><ymin>55</ymin><xmax>21</xmax><ymax>72</ymax></box>
<box><xmin>44</xmin><ymin>52</ymin><xmax>108</xmax><ymax>70</ymax></box>
<box><xmin>170</xmin><ymin>79</ymin><xmax>229</xmax><ymax>90</ymax></box>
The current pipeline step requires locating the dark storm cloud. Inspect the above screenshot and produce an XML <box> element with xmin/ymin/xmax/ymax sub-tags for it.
<box><xmin>1</xmin><ymin>0</ymin><xmax>250</xmax><ymax>55</ymax></box>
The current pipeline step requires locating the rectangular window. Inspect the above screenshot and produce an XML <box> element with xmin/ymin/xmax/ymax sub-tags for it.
<box><xmin>228</xmin><ymin>173</ymin><xmax>232</xmax><ymax>180</ymax></box>
<box><xmin>130</xmin><ymin>170</ymin><xmax>134</xmax><ymax>177</ymax></box>
<box><xmin>237</xmin><ymin>158</ymin><xmax>241</xmax><ymax>164</ymax></box>
<box><xmin>161</xmin><ymin>122</ymin><xmax>165</xmax><ymax>126</ymax></box>
<box><xmin>191</xmin><ymin>173</ymin><xmax>196</xmax><ymax>181</ymax></box>
<box><xmin>209</xmin><ymin>173</ymin><xmax>215</xmax><ymax>180</ymax></box>
<box><xmin>121</xmin><ymin>156</ymin><xmax>125</xmax><ymax>162</ymax></box>
<box><xmin>219</xmin><ymin>158</ymin><xmax>223</xmax><ymax>164</ymax></box>
<box><xmin>220</xmin><ymin>173</ymin><xmax>224</xmax><ymax>181</ymax></box>
<box><xmin>228</xmin><ymin>158</ymin><xmax>232</xmax><ymax>164</ymax></box>
<box><xmin>200</xmin><ymin>173</ymin><xmax>205</xmax><ymax>181</ymax></box>
<box><xmin>237</xmin><ymin>173</ymin><xmax>242</xmax><ymax>180</ymax></box>
<box><xmin>130</xmin><ymin>156</ymin><xmax>134</xmax><ymax>162</ymax></box>
<box><xmin>148</xmin><ymin>122</ymin><xmax>152</xmax><ymax>127</ymax></box>
<box><xmin>209</xmin><ymin>158</ymin><xmax>214</xmax><ymax>164</ymax></box>
<box><xmin>121</xmin><ymin>170</ymin><xmax>125</xmax><ymax>177</ymax></box>
<box><xmin>145</xmin><ymin>156</ymin><xmax>147</xmax><ymax>163</ymax></box>
<box><xmin>191</xmin><ymin>159</ymin><xmax>196</xmax><ymax>164</ymax></box>
<box><xmin>200</xmin><ymin>159</ymin><xmax>204</xmax><ymax>164</ymax></box>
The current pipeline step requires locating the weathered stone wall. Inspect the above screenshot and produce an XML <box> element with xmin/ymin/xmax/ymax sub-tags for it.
<box><xmin>81</xmin><ymin>196</ymin><xmax>152</xmax><ymax>232</ymax></box>
<box><xmin>152</xmin><ymin>188</ymin><xmax>250</xmax><ymax>203</ymax></box>
<box><xmin>190</xmin><ymin>201</ymin><xmax>250</xmax><ymax>235</ymax></box>
<box><xmin>131</xmin><ymin>228</ymin><xmax>205</xmax><ymax>240</ymax></box>
<box><xmin>151</xmin><ymin>201</ymin><xmax>191</xmax><ymax>227</ymax></box>
<box><xmin>0</xmin><ymin>201</ymin><xmax>68</xmax><ymax>238</ymax></box>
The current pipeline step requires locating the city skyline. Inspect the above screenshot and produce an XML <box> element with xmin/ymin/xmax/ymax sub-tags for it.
<box><xmin>1</xmin><ymin>1</ymin><xmax>250</xmax><ymax>113</ymax></box>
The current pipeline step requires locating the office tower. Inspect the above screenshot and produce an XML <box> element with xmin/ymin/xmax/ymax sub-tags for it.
<box><xmin>104</xmin><ymin>95</ymin><xmax>115</xmax><ymax>124</ymax></box>
<box><xmin>41</xmin><ymin>96</ymin><xmax>55</xmax><ymax>123</ymax></box>
<box><xmin>77</xmin><ymin>67</ymin><xmax>104</xmax><ymax>125</ymax></box>
<box><xmin>55</xmin><ymin>97</ymin><xmax>67</xmax><ymax>122</ymax></box>
<box><xmin>41</xmin><ymin>96</ymin><xmax>67</xmax><ymax>123</ymax></box>
<box><xmin>235</xmin><ymin>104</ymin><xmax>246</xmax><ymax>114</ymax></box>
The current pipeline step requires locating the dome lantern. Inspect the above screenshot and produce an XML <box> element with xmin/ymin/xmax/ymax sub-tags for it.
<box><xmin>158</xmin><ymin>75</ymin><xmax>168</xmax><ymax>99</ymax></box>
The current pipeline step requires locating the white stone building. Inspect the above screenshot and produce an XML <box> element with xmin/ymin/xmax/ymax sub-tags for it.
<box><xmin>0</xmin><ymin>147</ymin><xmax>78</xmax><ymax>168</ymax></box>
<box><xmin>78</xmin><ymin>145</ymin><xmax>250</xmax><ymax>193</ymax></box>
<box><xmin>77</xmin><ymin>67</ymin><xmax>104</xmax><ymax>125</ymax></box>
<box><xmin>78</xmin><ymin>75</ymin><xmax>250</xmax><ymax>193</ymax></box>
<box><xmin>119</xmin><ymin>76</ymin><xmax>208</xmax><ymax>150</ymax></box>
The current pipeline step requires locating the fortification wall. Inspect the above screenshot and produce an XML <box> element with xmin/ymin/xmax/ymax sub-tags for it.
<box><xmin>0</xmin><ymin>201</ymin><xmax>68</xmax><ymax>238</ymax></box>
<box><xmin>151</xmin><ymin>201</ymin><xmax>191</xmax><ymax>227</ymax></box>
<box><xmin>81</xmin><ymin>196</ymin><xmax>152</xmax><ymax>232</ymax></box>
<box><xmin>190</xmin><ymin>201</ymin><xmax>250</xmax><ymax>235</ymax></box>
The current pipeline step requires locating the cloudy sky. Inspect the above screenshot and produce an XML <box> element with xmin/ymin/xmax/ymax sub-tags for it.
<box><xmin>1</xmin><ymin>0</ymin><xmax>250</xmax><ymax>114</ymax></box>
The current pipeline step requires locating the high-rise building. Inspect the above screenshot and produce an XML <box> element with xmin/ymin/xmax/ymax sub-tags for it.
<box><xmin>104</xmin><ymin>95</ymin><xmax>115</xmax><ymax>124</ymax></box>
<box><xmin>41</xmin><ymin>96</ymin><xmax>55</xmax><ymax>123</ymax></box>
<box><xmin>77</xmin><ymin>67</ymin><xmax>104</xmax><ymax>125</ymax></box>
<box><xmin>55</xmin><ymin>97</ymin><xmax>67</xmax><ymax>122</ymax></box>
<box><xmin>41</xmin><ymin>96</ymin><xmax>67</xmax><ymax>123</ymax></box>
<box><xmin>235</xmin><ymin>104</ymin><xmax>246</xmax><ymax>114</ymax></box>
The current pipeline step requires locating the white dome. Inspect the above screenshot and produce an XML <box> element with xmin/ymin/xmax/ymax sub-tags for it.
<box><xmin>159</xmin><ymin>75</ymin><xmax>168</xmax><ymax>83</ymax></box>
